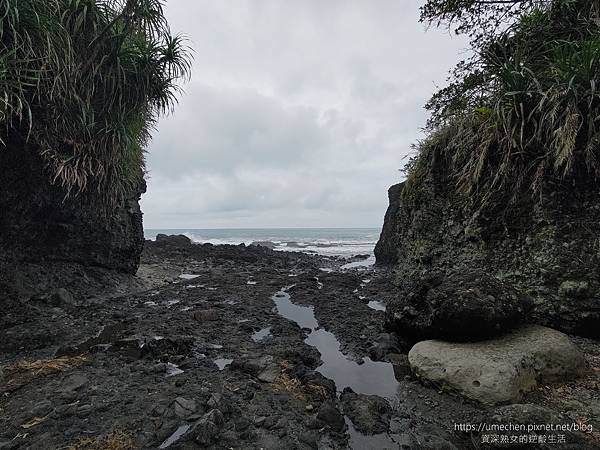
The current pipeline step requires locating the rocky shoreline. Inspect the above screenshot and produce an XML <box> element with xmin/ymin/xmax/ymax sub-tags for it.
<box><xmin>0</xmin><ymin>236</ymin><xmax>599</xmax><ymax>449</ymax></box>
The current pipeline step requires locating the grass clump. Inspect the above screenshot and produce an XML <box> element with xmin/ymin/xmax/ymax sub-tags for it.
<box><xmin>272</xmin><ymin>360</ymin><xmax>330</xmax><ymax>401</ymax></box>
<box><xmin>67</xmin><ymin>430</ymin><xmax>136</xmax><ymax>450</ymax></box>
<box><xmin>6</xmin><ymin>355</ymin><xmax>88</xmax><ymax>376</ymax></box>
<box><xmin>0</xmin><ymin>0</ymin><xmax>191</xmax><ymax>208</ymax></box>
<box><xmin>1</xmin><ymin>355</ymin><xmax>87</xmax><ymax>391</ymax></box>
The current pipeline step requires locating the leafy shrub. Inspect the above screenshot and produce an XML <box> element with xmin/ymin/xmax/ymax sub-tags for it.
<box><xmin>412</xmin><ymin>0</ymin><xmax>600</xmax><ymax>212</ymax></box>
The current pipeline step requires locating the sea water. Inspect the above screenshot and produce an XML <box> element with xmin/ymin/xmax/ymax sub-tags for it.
<box><xmin>144</xmin><ymin>228</ymin><xmax>379</xmax><ymax>257</ymax></box>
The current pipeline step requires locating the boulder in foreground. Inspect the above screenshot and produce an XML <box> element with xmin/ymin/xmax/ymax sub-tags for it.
<box><xmin>408</xmin><ymin>325</ymin><xmax>588</xmax><ymax>405</ymax></box>
<box><xmin>386</xmin><ymin>271</ymin><xmax>533</xmax><ymax>340</ymax></box>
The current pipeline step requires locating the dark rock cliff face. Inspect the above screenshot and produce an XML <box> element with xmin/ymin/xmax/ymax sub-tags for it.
<box><xmin>377</xmin><ymin>169</ymin><xmax>600</xmax><ymax>338</ymax></box>
<box><xmin>374</xmin><ymin>182</ymin><xmax>404</xmax><ymax>265</ymax></box>
<box><xmin>0</xmin><ymin>136</ymin><xmax>145</xmax><ymax>274</ymax></box>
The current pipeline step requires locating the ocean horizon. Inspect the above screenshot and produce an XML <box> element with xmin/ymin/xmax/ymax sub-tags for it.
<box><xmin>144</xmin><ymin>227</ymin><xmax>380</xmax><ymax>257</ymax></box>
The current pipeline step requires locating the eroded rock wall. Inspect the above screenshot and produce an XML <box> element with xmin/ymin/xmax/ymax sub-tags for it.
<box><xmin>0</xmin><ymin>135</ymin><xmax>145</xmax><ymax>274</ymax></box>
<box><xmin>377</xmin><ymin>160</ymin><xmax>600</xmax><ymax>337</ymax></box>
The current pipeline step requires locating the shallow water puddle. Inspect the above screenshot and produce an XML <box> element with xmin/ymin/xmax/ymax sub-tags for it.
<box><xmin>274</xmin><ymin>291</ymin><xmax>318</xmax><ymax>329</ymax></box>
<box><xmin>206</xmin><ymin>343</ymin><xmax>223</xmax><ymax>349</ymax></box>
<box><xmin>367</xmin><ymin>300</ymin><xmax>386</xmax><ymax>312</ymax></box>
<box><xmin>272</xmin><ymin>289</ymin><xmax>399</xmax><ymax>400</ymax></box>
<box><xmin>166</xmin><ymin>363</ymin><xmax>184</xmax><ymax>377</ymax></box>
<box><xmin>252</xmin><ymin>327</ymin><xmax>272</xmax><ymax>342</ymax></box>
<box><xmin>159</xmin><ymin>424</ymin><xmax>191</xmax><ymax>448</ymax></box>
<box><xmin>214</xmin><ymin>358</ymin><xmax>233</xmax><ymax>370</ymax></box>
<box><xmin>179</xmin><ymin>274</ymin><xmax>200</xmax><ymax>280</ymax></box>
<box><xmin>184</xmin><ymin>284</ymin><xmax>205</xmax><ymax>290</ymax></box>
<box><xmin>346</xmin><ymin>418</ymin><xmax>402</xmax><ymax>450</ymax></box>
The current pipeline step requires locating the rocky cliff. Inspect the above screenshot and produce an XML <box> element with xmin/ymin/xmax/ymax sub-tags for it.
<box><xmin>376</xmin><ymin>153</ymin><xmax>600</xmax><ymax>338</ymax></box>
<box><xmin>374</xmin><ymin>182</ymin><xmax>403</xmax><ymax>265</ymax></box>
<box><xmin>0</xmin><ymin>135</ymin><xmax>145</xmax><ymax>274</ymax></box>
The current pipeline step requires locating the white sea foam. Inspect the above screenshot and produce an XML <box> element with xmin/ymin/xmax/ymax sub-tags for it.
<box><xmin>145</xmin><ymin>228</ymin><xmax>379</xmax><ymax>257</ymax></box>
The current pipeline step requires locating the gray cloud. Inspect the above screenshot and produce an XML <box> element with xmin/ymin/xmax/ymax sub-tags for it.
<box><xmin>141</xmin><ymin>0</ymin><xmax>466</xmax><ymax>228</ymax></box>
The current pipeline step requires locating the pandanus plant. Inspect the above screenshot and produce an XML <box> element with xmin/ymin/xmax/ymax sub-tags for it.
<box><xmin>410</xmin><ymin>0</ymin><xmax>600</xmax><ymax>213</ymax></box>
<box><xmin>0</xmin><ymin>0</ymin><xmax>192</xmax><ymax>207</ymax></box>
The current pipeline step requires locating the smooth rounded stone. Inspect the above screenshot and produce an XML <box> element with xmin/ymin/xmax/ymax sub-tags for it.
<box><xmin>408</xmin><ymin>325</ymin><xmax>589</xmax><ymax>405</ymax></box>
<box><xmin>482</xmin><ymin>404</ymin><xmax>596</xmax><ymax>449</ymax></box>
<box><xmin>386</xmin><ymin>271</ymin><xmax>533</xmax><ymax>340</ymax></box>
<box><xmin>340</xmin><ymin>388</ymin><xmax>392</xmax><ymax>435</ymax></box>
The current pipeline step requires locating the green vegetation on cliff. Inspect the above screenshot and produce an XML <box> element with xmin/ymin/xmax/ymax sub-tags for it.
<box><xmin>409</xmin><ymin>0</ymin><xmax>600</xmax><ymax>212</ymax></box>
<box><xmin>0</xmin><ymin>0</ymin><xmax>191</xmax><ymax>207</ymax></box>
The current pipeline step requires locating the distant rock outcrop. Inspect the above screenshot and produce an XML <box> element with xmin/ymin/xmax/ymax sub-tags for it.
<box><xmin>374</xmin><ymin>182</ymin><xmax>403</xmax><ymax>265</ymax></box>
<box><xmin>0</xmin><ymin>137</ymin><xmax>145</xmax><ymax>274</ymax></box>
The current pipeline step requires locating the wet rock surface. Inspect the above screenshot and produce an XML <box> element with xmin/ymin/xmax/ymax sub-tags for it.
<box><xmin>0</xmin><ymin>238</ymin><xmax>598</xmax><ymax>449</ymax></box>
<box><xmin>340</xmin><ymin>388</ymin><xmax>392</xmax><ymax>434</ymax></box>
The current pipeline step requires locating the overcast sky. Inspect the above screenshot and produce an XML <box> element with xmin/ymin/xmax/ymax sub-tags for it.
<box><xmin>141</xmin><ymin>0</ymin><xmax>466</xmax><ymax>229</ymax></box>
